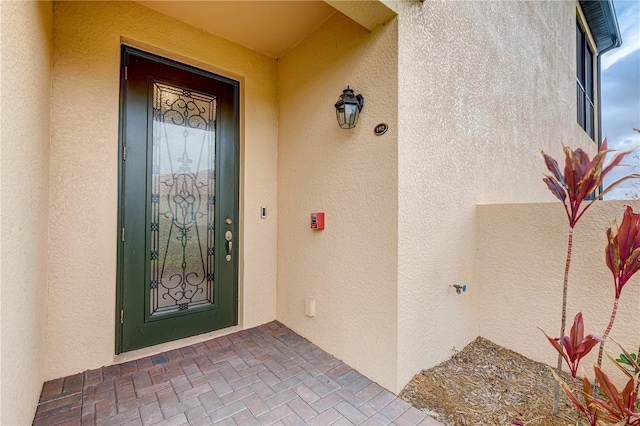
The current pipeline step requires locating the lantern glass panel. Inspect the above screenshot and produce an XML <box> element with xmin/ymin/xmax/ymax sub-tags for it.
<box><xmin>336</xmin><ymin>106</ymin><xmax>344</xmax><ymax>127</ymax></box>
<box><xmin>345</xmin><ymin>104</ymin><xmax>357</xmax><ymax>127</ymax></box>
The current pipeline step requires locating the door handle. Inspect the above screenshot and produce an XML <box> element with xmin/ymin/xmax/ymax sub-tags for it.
<box><xmin>225</xmin><ymin>231</ymin><xmax>233</xmax><ymax>261</ymax></box>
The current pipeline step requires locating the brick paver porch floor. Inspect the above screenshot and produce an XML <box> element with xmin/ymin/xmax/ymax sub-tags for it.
<box><xmin>33</xmin><ymin>321</ymin><xmax>442</xmax><ymax>426</ymax></box>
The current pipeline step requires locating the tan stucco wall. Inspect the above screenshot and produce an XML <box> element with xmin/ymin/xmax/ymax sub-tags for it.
<box><xmin>47</xmin><ymin>1</ymin><xmax>278</xmax><ymax>379</ymax></box>
<box><xmin>0</xmin><ymin>1</ymin><xmax>2</xmax><ymax>414</ymax></box>
<box><xmin>277</xmin><ymin>13</ymin><xmax>400</xmax><ymax>391</ymax></box>
<box><xmin>478</xmin><ymin>201</ymin><xmax>640</xmax><ymax>385</ymax></box>
<box><xmin>394</xmin><ymin>0</ymin><xmax>597</xmax><ymax>390</ymax></box>
<box><xmin>2</xmin><ymin>0</ymin><xmax>616</xmax><ymax>410</ymax></box>
<box><xmin>0</xmin><ymin>1</ymin><xmax>52</xmax><ymax>422</ymax></box>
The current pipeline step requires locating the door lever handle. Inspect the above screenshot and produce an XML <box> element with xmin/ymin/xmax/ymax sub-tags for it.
<box><xmin>225</xmin><ymin>231</ymin><xmax>233</xmax><ymax>261</ymax></box>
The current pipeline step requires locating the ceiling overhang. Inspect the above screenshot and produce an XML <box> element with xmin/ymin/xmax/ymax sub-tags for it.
<box><xmin>323</xmin><ymin>1</ymin><xmax>396</xmax><ymax>32</ymax></box>
<box><xmin>134</xmin><ymin>0</ymin><xmax>397</xmax><ymax>58</ymax></box>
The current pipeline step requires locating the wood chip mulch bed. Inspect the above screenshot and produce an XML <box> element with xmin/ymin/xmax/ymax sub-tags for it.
<box><xmin>400</xmin><ymin>337</ymin><xmax>582</xmax><ymax>426</ymax></box>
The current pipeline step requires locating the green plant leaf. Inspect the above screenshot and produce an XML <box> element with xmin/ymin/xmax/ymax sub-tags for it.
<box><xmin>617</xmin><ymin>354</ymin><xmax>633</xmax><ymax>366</ymax></box>
<box><xmin>609</xmin><ymin>352</ymin><xmax>635</xmax><ymax>379</ymax></box>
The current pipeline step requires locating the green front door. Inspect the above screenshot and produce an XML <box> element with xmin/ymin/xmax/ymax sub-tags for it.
<box><xmin>117</xmin><ymin>47</ymin><xmax>239</xmax><ymax>353</ymax></box>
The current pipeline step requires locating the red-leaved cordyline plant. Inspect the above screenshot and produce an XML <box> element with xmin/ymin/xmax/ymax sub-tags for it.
<box><xmin>545</xmin><ymin>320</ymin><xmax>640</xmax><ymax>426</ymax></box>
<box><xmin>551</xmin><ymin>369</ymin><xmax>599</xmax><ymax>426</ymax></box>
<box><xmin>597</xmin><ymin>206</ymin><xmax>640</xmax><ymax>367</ymax></box>
<box><xmin>541</xmin><ymin>312</ymin><xmax>602</xmax><ymax>387</ymax></box>
<box><xmin>542</xmin><ymin>139</ymin><xmax>632</xmax><ymax>228</ymax></box>
<box><xmin>551</xmin><ymin>363</ymin><xmax>640</xmax><ymax>425</ymax></box>
<box><xmin>590</xmin><ymin>366</ymin><xmax>640</xmax><ymax>425</ymax></box>
<box><xmin>541</xmin><ymin>139</ymin><xmax>637</xmax><ymax>413</ymax></box>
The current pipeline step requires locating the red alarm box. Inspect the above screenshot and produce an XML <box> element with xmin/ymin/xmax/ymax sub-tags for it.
<box><xmin>310</xmin><ymin>212</ymin><xmax>325</xmax><ymax>230</ymax></box>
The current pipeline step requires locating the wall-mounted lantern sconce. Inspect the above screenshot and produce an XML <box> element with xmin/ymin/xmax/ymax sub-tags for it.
<box><xmin>334</xmin><ymin>86</ymin><xmax>364</xmax><ymax>129</ymax></box>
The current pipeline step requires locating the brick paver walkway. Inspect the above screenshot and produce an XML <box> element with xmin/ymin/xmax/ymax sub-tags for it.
<box><xmin>33</xmin><ymin>321</ymin><xmax>442</xmax><ymax>426</ymax></box>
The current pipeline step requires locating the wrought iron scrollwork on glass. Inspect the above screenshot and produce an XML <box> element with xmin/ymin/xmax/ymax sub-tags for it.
<box><xmin>150</xmin><ymin>81</ymin><xmax>217</xmax><ymax>316</ymax></box>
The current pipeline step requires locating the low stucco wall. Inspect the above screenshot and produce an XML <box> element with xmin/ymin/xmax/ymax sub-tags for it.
<box><xmin>47</xmin><ymin>1</ymin><xmax>278</xmax><ymax>380</ymax></box>
<box><xmin>394</xmin><ymin>0</ymin><xmax>598</xmax><ymax>390</ymax></box>
<box><xmin>0</xmin><ymin>1</ymin><xmax>52</xmax><ymax>422</ymax></box>
<box><xmin>479</xmin><ymin>200</ymin><xmax>640</xmax><ymax>385</ymax></box>
<box><xmin>277</xmin><ymin>13</ymin><xmax>400</xmax><ymax>391</ymax></box>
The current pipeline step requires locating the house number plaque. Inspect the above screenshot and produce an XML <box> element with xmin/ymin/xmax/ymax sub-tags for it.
<box><xmin>374</xmin><ymin>123</ymin><xmax>388</xmax><ymax>136</ymax></box>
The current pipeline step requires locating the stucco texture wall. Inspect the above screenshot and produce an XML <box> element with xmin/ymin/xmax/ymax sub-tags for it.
<box><xmin>48</xmin><ymin>1</ymin><xmax>278</xmax><ymax>380</ymax></box>
<box><xmin>0</xmin><ymin>1</ymin><xmax>52</xmax><ymax>422</ymax></box>
<box><xmin>478</xmin><ymin>200</ymin><xmax>640</xmax><ymax>385</ymax></box>
<box><xmin>277</xmin><ymin>13</ymin><xmax>400</xmax><ymax>391</ymax></box>
<box><xmin>394</xmin><ymin>0</ymin><xmax>597</xmax><ymax>390</ymax></box>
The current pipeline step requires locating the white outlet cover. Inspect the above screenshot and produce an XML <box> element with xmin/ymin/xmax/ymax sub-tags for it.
<box><xmin>305</xmin><ymin>297</ymin><xmax>315</xmax><ymax>317</ymax></box>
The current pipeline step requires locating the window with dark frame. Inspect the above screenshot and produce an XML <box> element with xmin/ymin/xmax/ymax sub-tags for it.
<box><xmin>576</xmin><ymin>19</ymin><xmax>595</xmax><ymax>140</ymax></box>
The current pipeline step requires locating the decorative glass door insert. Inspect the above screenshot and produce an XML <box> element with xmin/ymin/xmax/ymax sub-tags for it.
<box><xmin>150</xmin><ymin>82</ymin><xmax>216</xmax><ymax>315</ymax></box>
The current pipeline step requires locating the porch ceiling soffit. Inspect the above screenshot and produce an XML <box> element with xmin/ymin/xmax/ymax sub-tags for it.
<box><xmin>322</xmin><ymin>0</ymin><xmax>397</xmax><ymax>32</ymax></box>
<box><xmin>134</xmin><ymin>1</ymin><xmax>337</xmax><ymax>58</ymax></box>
